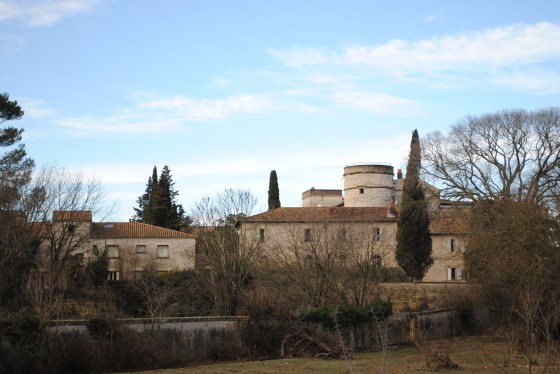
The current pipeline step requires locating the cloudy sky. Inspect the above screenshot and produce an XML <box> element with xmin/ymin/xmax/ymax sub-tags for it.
<box><xmin>1</xmin><ymin>0</ymin><xmax>559</xmax><ymax>220</ymax></box>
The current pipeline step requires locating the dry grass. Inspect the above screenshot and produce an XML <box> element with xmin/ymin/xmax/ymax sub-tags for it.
<box><xmin>131</xmin><ymin>336</ymin><xmax>558</xmax><ymax>374</ymax></box>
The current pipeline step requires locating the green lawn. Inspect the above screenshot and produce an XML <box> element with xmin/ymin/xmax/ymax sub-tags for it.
<box><xmin>132</xmin><ymin>336</ymin><xmax>558</xmax><ymax>374</ymax></box>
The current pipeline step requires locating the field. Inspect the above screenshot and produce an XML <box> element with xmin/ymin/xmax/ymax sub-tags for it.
<box><xmin>133</xmin><ymin>336</ymin><xmax>558</xmax><ymax>374</ymax></box>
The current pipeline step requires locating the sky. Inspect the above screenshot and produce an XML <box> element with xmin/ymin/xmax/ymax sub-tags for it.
<box><xmin>1</xmin><ymin>0</ymin><xmax>559</xmax><ymax>220</ymax></box>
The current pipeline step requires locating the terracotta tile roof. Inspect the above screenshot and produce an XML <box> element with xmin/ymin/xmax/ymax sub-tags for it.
<box><xmin>53</xmin><ymin>210</ymin><xmax>92</xmax><ymax>222</ymax></box>
<box><xmin>241</xmin><ymin>207</ymin><xmax>398</xmax><ymax>223</ymax></box>
<box><xmin>91</xmin><ymin>222</ymin><xmax>196</xmax><ymax>239</ymax></box>
<box><xmin>430</xmin><ymin>216</ymin><xmax>470</xmax><ymax>234</ymax></box>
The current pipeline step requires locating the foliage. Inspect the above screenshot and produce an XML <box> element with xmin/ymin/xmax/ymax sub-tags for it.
<box><xmin>132</xmin><ymin>165</ymin><xmax>191</xmax><ymax>231</ymax></box>
<box><xmin>0</xmin><ymin>93</ymin><xmax>36</xmax><ymax>309</ymax></box>
<box><xmin>268</xmin><ymin>169</ymin><xmax>281</xmax><ymax>210</ymax></box>
<box><xmin>0</xmin><ymin>310</ymin><xmax>44</xmax><ymax>374</ymax></box>
<box><xmin>424</xmin><ymin>350</ymin><xmax>459</xmax><ymax>370</ymax></box>
<box><xmin>86</xmin><ymin>247</ymin><xmax>108</xmax><ymax>287</ymax></box>
<box><xmin>465</xmin><ymin>199</ymin><xmax>560</xmax><ymax>367</ymax></box>
<box><xmin>0</xmin><ymin>93</ymin><xmax>33</xmax><ymax>205</ymax></box>
<box><xmin>297</xmin><ymin>298</ymin><xmax>393</xmax><ymax>329</ymax></box>
<box><xmin>396</xmin><ymin>129</ymin><xmax>433</xmax><ymax>280</ymax></box>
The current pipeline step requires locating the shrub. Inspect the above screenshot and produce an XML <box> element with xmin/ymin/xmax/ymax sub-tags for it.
<box><xmin>297</xmin><ymin>297</ymin><xmax>393</xmax><ymax>329</ymax></box>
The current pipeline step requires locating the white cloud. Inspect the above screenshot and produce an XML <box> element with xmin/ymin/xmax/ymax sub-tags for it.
<box><xmin>54</xmin><ymin>94</ymin><xmax>277</xmax><ymax>135</ymax></box>
<box><xmin>494</xmin><ymin>70</ymin><xmax>560</xmax><ymax>95</ymax></box>
<box><xmin>19</xmin><ymin>98</ymin><xmax>55</xmax><ymax>118</ymax></box>
<box><xmin>270</xmin><ymin>23</ymin><xmax>560</xmax><ymax>70</ymax></box>
<box><xmin>343</xmin><ymin>23</ymin><xmax>560</xmax><ymax>71</ymax></box>
<box><xmin>0</xmin><ymin>0</ymin><xmax>103</xmax><ymax>26</ymax></box>
<box><xmin>267</xmin><ymin>22</ymin><xmax>560</xmax><ymax>93</ymax></box>
<box><xmin>267</xmin><ymin>47</ymin><xmax>332</xmax><ymax>68</ymax></box>
<box><xmin>142</xmin><ymin>94</ymin><xmax>274</xmax><ymax>121</ymax></box>
<box><xmin>421</xmin><ymin>15</ymin><xmax>440</xmax><ymax>23</ymax></box>
<box><xmin>331</xmin><ymin>91</ymin><xmax>420</xmax><ymax>116</ymax></box>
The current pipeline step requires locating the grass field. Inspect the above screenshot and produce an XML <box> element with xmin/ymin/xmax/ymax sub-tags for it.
<box><xmin>132</xmin><ymin>336</ymin><xmax>558</xmax><ymax>374</ymax></box>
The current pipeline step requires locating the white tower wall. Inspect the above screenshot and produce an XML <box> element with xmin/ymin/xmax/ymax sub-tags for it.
<box><xmin>343</xmin><ymin>164</ymin><xmax>394</xmax><ymax>207</ymax></box>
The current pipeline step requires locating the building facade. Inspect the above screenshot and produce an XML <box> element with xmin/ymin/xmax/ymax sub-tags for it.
<box><xmin>239</xmin><ymin>163</ymin><xmax>468</xmax><ymax>282</ymax></box>
<box><xmin>38</xmin><ymin>211</ymin><xmax>196</xmax><ymax>282</ymax></box>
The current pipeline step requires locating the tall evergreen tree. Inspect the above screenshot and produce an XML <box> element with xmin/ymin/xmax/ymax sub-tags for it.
<box><xmin>396</xmin><ymin>129</ymin><xmax>433</xmax><ymax>281</ymax></box>
<box><xmin>0</xmin><ymin>93</ymin><xmax>34</xmax><ymax>208</ymax></box>
<box><xmin>132</xmin><ymin>165</ymin><xmax>190</xmax><ymax>231</ymax></box>
<box><xmin>268</xmin><ymin>170</ymin><xmax>281</xmax><ymax>210</ymax></box>
<box><xmin>132</xmin><ymin>166</ymin><xmax>158</xmax><ymax>223</ymax></box>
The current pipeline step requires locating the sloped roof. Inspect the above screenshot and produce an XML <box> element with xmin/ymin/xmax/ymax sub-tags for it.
<box><xmin>53</xmin><ymin>210</ymin><xmax>92</xmax><ymax>222</ymax></box>
<box><xmin>429</xmin><ymin>216</ymin><xmax>470</xmax><ymax>234</ymax></box>
<box><xmin>91</xmin><ymin>221</ymin><xmax>196</xmax><ymax>239</ymax></box>
<box><xmin>241</xmin><ymin>207</ymin><xmax>398</xmax><ymax>223</ymax></box>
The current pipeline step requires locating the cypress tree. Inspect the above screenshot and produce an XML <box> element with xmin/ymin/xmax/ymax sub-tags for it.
<box><xmin>396</xmin><ymin>129</ymin><xmax>433</xmax><ymax>281</ymax></box>
<box><xmin>268</xmin><ymin>170</ymin><xmax>281</xmax><ymax>210</ymax></box>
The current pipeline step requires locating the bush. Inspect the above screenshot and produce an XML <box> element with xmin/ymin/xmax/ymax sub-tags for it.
<box><xmin>0</xmin><ymin>310</ymin><xmax>44</xmax><ymax>374</ymax></box>
<box><xmin>296</xmin><ymin>297</ymin><xmax>393</xmax><ymax>329</ymax></box>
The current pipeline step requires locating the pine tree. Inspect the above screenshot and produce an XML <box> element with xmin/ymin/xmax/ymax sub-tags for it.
<box><xmin>132</xmin><ymin>166</ymin><xmax>158</xmax><ymax>223</ymax></box>
<box><xmin>0</xmin><ymin>93</ymin><xmax>34</xmax><ymax>208</ymax></box>
<box><xmin>268</xmin><ymin>170</ymin><xmax>281</xmax><ymax>210</ymax></box>
<box><xmin>396</xmin><ymin>129</ymin><xmax>433</xmax><ymax>281</ymax></box>
<box><xmin>132</xmin><ymin>165</ymin><xmax>190</xmax><ymax>231</ymax></box>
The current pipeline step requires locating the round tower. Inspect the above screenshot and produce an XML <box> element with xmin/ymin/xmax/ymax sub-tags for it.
<box><xmin>343</xmin><ymin>164</ymin><xmax>394</xmax><ymax>207</ymax></box>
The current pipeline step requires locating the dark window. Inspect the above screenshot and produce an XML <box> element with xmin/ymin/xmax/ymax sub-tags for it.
<box><xmin>373</xmin><ymin>227</ymin><xmax>382</xmax><ymax>241</ymax></box>
<box><xmin>337</xmin><ymin>228</ymin><xmax>347</xmax><ymax>240</ymax></box>
<box><xmin>304</xmin><ymin>228</ymin><xmax>313</xmax><ymax>242</ymax></box>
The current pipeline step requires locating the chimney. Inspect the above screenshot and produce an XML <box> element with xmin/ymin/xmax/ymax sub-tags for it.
<box><xmin>397</xmin><ymin>169</ymin><xmax>403</xmax><ymax>180</ymax></box>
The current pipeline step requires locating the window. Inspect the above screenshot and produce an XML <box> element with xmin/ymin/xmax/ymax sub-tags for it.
<box><xmin>134</xmin><ymin>270</ymin><xmax>145</xmax><ymax>280</ymax></box>
<box><xmin>106</xmin><ymin>245</ymin><xmax>119</xmax><ymax>258</ymax></box>
<box><xmin>157</xmin><ymin>245</ymin><xmax>169</xmax><ymax>258</ymax></box>
<box><xmin>448</xmin><ymin>239</ymin><xmax>460</xmax><ymax>253</ymax></box>
<box><xmin>447</xmin><ymin>268</ymin><xmax>462</xmax><ymax>281</ymax></box>
<box><xmin>304</xmin><ymin>228</ymin><xmax>313</xmax><ymax>242</ymax></box>
<box><xmin>257</xmin><ymin>228</ymin><xmax>265</xmax><ymax>243</ymax></box>
<box><xmin>67</xmin><ymin>224</ymin><xmax>76</xmax><ymax>234</ymax></box>
<box><xmin>359</xmin><ymin>187</ymin><xmax>365</xmax><ymax>194</ymax></box>
<box><xmin>92</xmin><ymin>244</ymin><xmax>99</xmax><ymax>254</ymax></box>
<box><xmin>107</xmin><ymin>271</ymin><xmax>120</xmax><ymax>281</ymax></box>
<box><xmin>373</xmin><ymin>227</ymin><xmax>382</xmax><ymax>242</ymax></box>
<box><xmin>304</xmin><ymin>255</ymin><xmax>312</xmax><ymax>267</ymax></box>
<box><xmin>337</xmin><ymin>228</ymin><xmax>347</xmax><ymax>241</ymax></box>
<box><xmin>373</xmin><ymin>255</ymin><xmax>383</xmax><ymax>268</ymax></box>
<box><xmin>136</xmin><ymin>245</ymin><xmax>146</xmax><ymax>253</ymax></box>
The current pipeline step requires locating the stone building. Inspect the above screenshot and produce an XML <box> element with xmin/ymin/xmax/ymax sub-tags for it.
<box><xmin>239</xmin><ymin>163</ymin><xmax>467</xmax><ymax>282</ymax></box>
<box><xmin>37</xmin><ymin>211</ymin><xmax>196</xmax><ymax>282</ymax></box>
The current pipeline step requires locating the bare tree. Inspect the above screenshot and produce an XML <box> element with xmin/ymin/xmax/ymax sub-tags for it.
<box><xmin>422</xmin><ymin>107</ymin><xmax>560</xmax><ymax>205</ymax></box>
<box><xmin>341</xmin><ymin>225</ymin><xmax>395</xmax><ymax>306</ymax></box>
<box><xmin>269</xmin><ymin>222</ymin><xmax>343</xmax><ymax>307</ymax></box>
<box><xmin>267</xmin><ymin>222</ymin><xmax>394</xmax><ymax>308</ymax></box>
<box><xmin>191</xmin><ymin>188</ymin><xmax>261</xmax><ymax>315</ymax></box>
<box><xmin>465</xmin><ymin>199</ymin><xmax>560</xmax><ymax>369</ymax></box>
<box><xmin>22</xmin><ymin>167</ymin><xmax>112</xmax><ymax>319</ymax></box>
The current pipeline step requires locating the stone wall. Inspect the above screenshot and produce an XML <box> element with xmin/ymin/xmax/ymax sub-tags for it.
<box><xmin>376</xmin><ymin>282</ymin><xmax>470</xmax><ymax>312</ymax></box>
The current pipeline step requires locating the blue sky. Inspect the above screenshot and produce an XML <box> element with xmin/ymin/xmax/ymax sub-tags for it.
<box><xmin>1</xmin><ymin>0</ymin><xmax>559</xmax><ymax>220</ymax></box>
